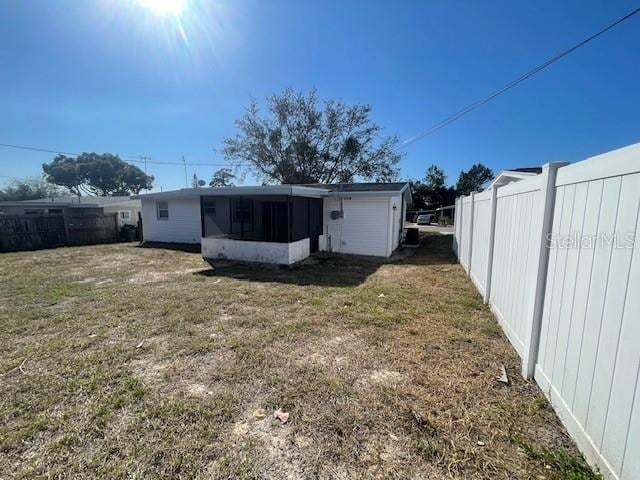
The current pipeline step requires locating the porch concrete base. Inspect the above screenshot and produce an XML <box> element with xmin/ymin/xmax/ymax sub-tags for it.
<box><xmin>201</xmin><ymin>237</ymin><xmax>310</xmax><ymax>265</ymax></box>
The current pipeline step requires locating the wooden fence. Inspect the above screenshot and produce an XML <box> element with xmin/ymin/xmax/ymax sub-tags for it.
<box><xmin>0</xmin><ymin>213</ymin><xmax>119</xmax><ymax>252</ymax></box>
<box><xmin>453</xmin><ymin>143</ymin><xmax>640</xmax><ymax>480</ymax></box>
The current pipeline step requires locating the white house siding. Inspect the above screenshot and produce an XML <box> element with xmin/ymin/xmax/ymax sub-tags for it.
<box><xmin>141</xmin><ymin>197</ymin><xmax>201</xmax><ymax>244</ymax></box>
<box><xmin>103</xmin><ymin>205</ymin><xmax>141</xmax><ymax>227</ymax></box>
<box><xmin>324</xmin><ymin>196</ymin><xmax>391</xmax><ymax>257</ymax></box>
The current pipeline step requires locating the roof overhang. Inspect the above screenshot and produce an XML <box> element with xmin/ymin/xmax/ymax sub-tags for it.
<box><xmin>328</xmin><ymin>182</ymin><xmax>412</xmax><ymax>199</ymax></box>
<box><xmin>132</xmin><ymin>185</ymin><xmax>331</xmax><ymax>200</ymax></box>
<box><xmin>485</xmin><ymin>170</ymin><xmax>539</xmax><ymax>190</ymax></box>
<box><xmin>0</xmin><ymin>201</ymin><xmax>100</xmax><ymax>208</ymax></box>
<box><xmin>133</xmin><ymin>182</ymin><xmax>413</xmax><ymax>202</ymax></box>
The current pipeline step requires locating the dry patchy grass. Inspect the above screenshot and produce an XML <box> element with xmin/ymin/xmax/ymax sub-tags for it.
<box><xmin>0</xmin><ymin>237</ymin><xmax>599</xmax><ymax>479</ymax></box>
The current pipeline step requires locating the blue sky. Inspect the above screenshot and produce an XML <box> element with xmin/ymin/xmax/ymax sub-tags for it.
<box><xmin>0</xmin><ymin>0</ymin><xmax>638</xmax><ymax>192</ymax></box>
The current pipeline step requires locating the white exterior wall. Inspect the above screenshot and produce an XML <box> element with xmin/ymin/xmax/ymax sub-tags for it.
<box><xmin>139</xmin><ymin>191</ymin><xmax>406</xmax><ymax>256</ymax></box>
<box><xmin>323</xmin><ymin>196</ymin><xmax>392</xmax><ymax>257</ymax></box>
<box><xmin>202</xmin><ymin>237</ymin><xmax>310</xmax><ymax>265</ymax></box>
<box><xmin>140</xmin><ymin>197</ymin><xmax>202</xmax><ymax>244</ymax></box>
<box><xmin>103</xmin><ymin>205</ymin><xmax>141</xmax><ymax>227</ymax></box>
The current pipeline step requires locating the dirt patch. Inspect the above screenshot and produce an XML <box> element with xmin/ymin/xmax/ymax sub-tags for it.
<box><xmin>128</xmin><ymin>268</ymin><xmax>202</xmax><ymax>284</ymax></box>
<box><xmin>368</xmin><ymin>369</ymin><xmax>404</xmax><ymax>385</ymax></box>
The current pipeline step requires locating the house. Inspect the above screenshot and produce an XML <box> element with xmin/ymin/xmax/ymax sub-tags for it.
<box><xmin>133</xmin><ymin>182</ymin><xmax>412</xmax><ymax>264</ymax></box>
<box><xmin>0</xmin><ymin>196</ymin><xmax>142</xmax><ymax>228</ymax></box>
<box><xmin>484</xmin><ymin>167</ymin><xmax>543</xmax><ymax>190</ymax></box>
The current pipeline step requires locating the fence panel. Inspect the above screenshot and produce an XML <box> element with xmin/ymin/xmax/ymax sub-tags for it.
<box><xmin>488</xmin><ymin>177</ymin><xmax>544</xmax><ymax>357</ymax></box>
<box><xmin>452</xmin><ymin>197</ymin><xmax>461</xmax><ymax>256</ymax></box>
<box><xmin>534</xmin><ymin>144</ymin><xmax>640</xmax><ymax>480</ymax></box>
<box><xmin>459</xmin><ymin>196</ymin><xmax>473</xmax><ymax>272</ymax></box>
<box><xmin>0</xmin><ymin>215</ymin><xmax>67</xmax><ymax>252</ymax></box>
<box><xmin>451</xmin><ymin>143</ymin><xmax>640</xmax><ymax>479</ymax></box>
<box><xmin>0</xmin><ymin>213</ymin><xmax>119</xmax><ymax>252</ymax></box>
<box><xmin>469</xmin><ymin>189</ymin><xmax>493</xmax><ymax>297</ymax></box>
<box><xmin>67</xmin><ymin>214</ymin><xmax>118</xmax><ymax>245</ymax></box>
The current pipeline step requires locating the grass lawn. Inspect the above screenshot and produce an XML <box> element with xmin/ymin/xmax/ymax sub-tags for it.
<box><xmin>0</xmin><ymin>235</ymin><xmax>599</xmax><ymax>479</ymax></box>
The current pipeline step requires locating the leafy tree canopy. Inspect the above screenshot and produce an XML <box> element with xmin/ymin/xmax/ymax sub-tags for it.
<box><xmin>42</xmin><ymin>153</ymin><xmax>154</xmax><ymax>197</ymax></box>
<box><xmin>222</xmin><ymin>88</ymin><xmax>403</xmax><ymax>184</ymax></box>
<box><xmin>209</xmin><ymin>168</ymin><xmax>236</xmax><ymax>187</ymax></box>
<box><xmin>423</xmin><ymin>165</ymin><xmax>446</xmax><ymax>190</ymax></box>
<box><xmin>456</xmin><ymin>163</ymin><xmax>494</xmax><ymax>195</ymax></box>
<box><xmin>0</xmin><ymin>177</ymin><xmax>65</xmax><ymax>201</ymax></box>
<box><xmin>412</xmin><ymin>164</ymin><xmax>457</xmax><ymax>210</ymax></box>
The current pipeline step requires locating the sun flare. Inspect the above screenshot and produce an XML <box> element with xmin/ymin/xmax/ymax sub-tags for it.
<box><xmin>136</xmin><ymin>0</ymin><xmax>187</xmax><ymax>16</ymax></box>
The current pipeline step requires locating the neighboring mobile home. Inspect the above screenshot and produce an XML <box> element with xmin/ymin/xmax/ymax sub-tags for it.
<box><xmin>133</xmin><ymin>182</ymin><xmax>411</xmax><ymax>264</ymax></box>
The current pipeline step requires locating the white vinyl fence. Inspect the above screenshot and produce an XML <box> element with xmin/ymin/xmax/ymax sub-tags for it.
<box><xmin>453</xmin><ymin>143</ymin><xmax>640</xmax><ymax>480</ymax></box>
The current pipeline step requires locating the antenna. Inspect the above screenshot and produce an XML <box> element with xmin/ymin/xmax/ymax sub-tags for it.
<box><xmin>182</xmin><ymin>156</ymin><xmax>188</xmax><ymax>187</ymax></box>
<box><xmin>131</xmin><ymin>155</ymin><xmax>152</xmax><ymax>191</ymax></box>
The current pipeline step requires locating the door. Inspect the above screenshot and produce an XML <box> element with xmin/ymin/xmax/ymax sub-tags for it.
<box><xmin>262</xmin><ymin>202</ymin><xmax>288</xmax><ymax>242</ymax></box>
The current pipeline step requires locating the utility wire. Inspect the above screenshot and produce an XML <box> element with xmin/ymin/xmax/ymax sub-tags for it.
<box><xmin>0</xmin><ymin>142</ymin><xmax>247</xmax><ymax>167</ymax></box>
<box><xmin>398</xmin><ymin>6</ymin><xmax>640</xmax><ymax>150</ymax></box>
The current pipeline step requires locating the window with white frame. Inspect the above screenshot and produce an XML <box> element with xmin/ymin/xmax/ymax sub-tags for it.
<box><xmin>157</xmin><ymin>201</ymin><xmax>169</xmax><ymax>219</ymax></box>
<box><xmin>120</xmin><ymin>211</ymin><xmax>131</xmax><ymax>220</ymax></box>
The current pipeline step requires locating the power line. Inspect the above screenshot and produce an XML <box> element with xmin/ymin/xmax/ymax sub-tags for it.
<box><xmin>0</xmin><ymin>142</ymin><xmax>247</xmax><ymax>167</ymax></box>
<box><xmin>398</xmin><ymin>6</ymin><xmax>640</xmax><ymax>150</ymax></box>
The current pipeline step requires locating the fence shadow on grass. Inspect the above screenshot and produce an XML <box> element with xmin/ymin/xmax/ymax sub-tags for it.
<box><xmin>193</xmin><ymin>233</ymin><xmax>457</xmax><ymax>287</ymax></box>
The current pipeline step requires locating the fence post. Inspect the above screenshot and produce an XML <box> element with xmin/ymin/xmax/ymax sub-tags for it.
<box><xmin>62</xmin><ymin>213</ymin><xmax>71</xmax><ymax>246</ymax></box>
<box><xmin>452</xmin><ymin>196</ymin><xmax>459</xmax><ymax>257</ymax></box>
<box><xmin>483</xmin><ymin>187</ymin><xmax>498</xmax><ymax>304</ymax></box>
<box><xmin>467</xmin><ymin>192</ymin><xmax>475</xmax><ymax>277</ymax></box>
<box><xmin>521</xmin><ymin>161</ymin><xmax>569</xmax><ymax>379</ymax></box>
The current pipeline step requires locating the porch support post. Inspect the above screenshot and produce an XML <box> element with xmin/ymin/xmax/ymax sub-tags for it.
<box><xmin>287</xmin><ymin>196</ymin><xmax>292</xmax><ymax>243</ymax></box>
<box><xmin>199</xmin><ymin>196</ymin><xmax>205</xmax><ymax>238</ymax></box>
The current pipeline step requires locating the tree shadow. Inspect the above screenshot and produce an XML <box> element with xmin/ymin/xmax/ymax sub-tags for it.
<box><xmin>193</xmin><ymin>234</ymin><xmax>457</xmax><ymax>287</ymax></box>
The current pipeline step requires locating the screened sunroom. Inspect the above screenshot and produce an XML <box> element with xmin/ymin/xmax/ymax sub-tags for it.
<box><xmin>199</xmin><ymin>185</ymin><xmax>329</xmax><ymax>265</ymax></box>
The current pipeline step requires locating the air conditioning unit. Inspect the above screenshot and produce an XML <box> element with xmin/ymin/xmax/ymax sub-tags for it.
<box><xmin>330</xmin><ymin>210</ymin><xmax>344</xmax><ymax>220</ymax></box>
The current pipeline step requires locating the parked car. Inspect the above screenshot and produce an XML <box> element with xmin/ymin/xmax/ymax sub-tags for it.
<box><xmin>417</xmin><ymin>213</ymin><xmax>433</xmax><ymax>225</ymax></box>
